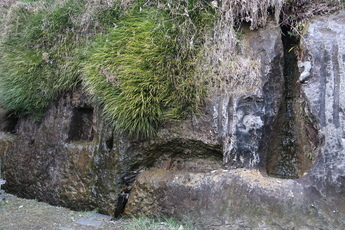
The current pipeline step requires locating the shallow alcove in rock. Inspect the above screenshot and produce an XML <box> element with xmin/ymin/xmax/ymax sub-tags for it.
<box><xmin>147</xmin><ymin>139</ymin><xmax>223</xmax><ymax>173</ymax></box>
<box><xmin>112</xmin><ymin>138</ymin><xmax>223</xmax><ymax>218</ymax></box>
<box><xmin>67</xmin><ymin>107</ymin><xmax>94</xmax><ymax>142</ymax></box>
<box><xmin>265</xmin><ymin>25</ymin><xmax>321</xmax><ymax>179</ymax></box>
<box><xmin>0</xmin><ymin>110</ymin><xmax>18</xmax><ymax>135</ymax></box>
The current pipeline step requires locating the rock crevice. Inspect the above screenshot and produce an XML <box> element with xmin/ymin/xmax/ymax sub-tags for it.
<box><xmin>0</xmin><ymin>6</ymin><xmax>344</xmax><ymax>230</ymax></box>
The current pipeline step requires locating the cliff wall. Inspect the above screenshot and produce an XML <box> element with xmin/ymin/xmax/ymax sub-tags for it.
<box><xmin>0</xmin><ymin>2</ymin><xmax>344</xmax><ymax>229</ymax></box>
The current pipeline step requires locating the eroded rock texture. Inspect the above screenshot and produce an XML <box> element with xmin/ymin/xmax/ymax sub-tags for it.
<box><xmin>0</xmin><ymin>86</ymin><xmax>223</xmax><ymax>215</ymax></box>
<box><xmin>204</xmin><ymin>20</ymin><xmax>284</xmax><ymax>169</ymax></box>
<box><xmin>0</xmin><ymin>89</ymin><xmax>99</xmax><ymax>209</ymax></box>
<box><xmin>300</xmin><ymin>11</ymin><xmax>345</xmax><ymax>198</ymax></box>
<box><xmin>0</xmin><ymin>6</ymin><xmax>344</xmax><ymax>230</ymax></box>
<box><xmin>125</xmin><ymin>11</ymin><xmax>345</xmax><ymax>229</ymax></box>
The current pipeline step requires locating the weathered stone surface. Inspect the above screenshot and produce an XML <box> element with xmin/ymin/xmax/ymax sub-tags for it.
<box><xmin>126</xmin><ymin>169</ymin><xmax>344</xmax><ymax>229</ymax></box>
<box><xmin>0</xmin><ymin>89</ymin><xmax>98</xmax><ymax>209</ymax></box>
<box><xmin>0</xmin><ymin>88</ymin><xmax>144</xmax><ymax>215</ymax></box>
<box><xmin>204</xmin><ymin>20</ymin><xmax>284</xmax><ymax>169</ymax></box>
<box><xmin>0</xmin><ymin>87</ymin><xmax>223</xmax><ymax>215</ymax></box>
<box><xmin>299</xmin><ymin>10</ymin><xmax>345</xmax><ymax>196</ymax></box>
<box><xmin>125</xmin><ymin>11</ymin><xmax>345</xmax><ymax>229</ymax></box>
<box><xmin>265</xmin><ymin>25</ymin><xmax>318</xmax><ymax>179</ymax></box>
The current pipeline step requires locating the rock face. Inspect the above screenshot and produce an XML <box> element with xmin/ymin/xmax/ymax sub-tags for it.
<box><xmin>0</xmin><ymin>87</ymin><xmax>223</xmax><ymax>214</ymax></box>
<box><xmin>265</xmin><ymin>25</ymin><xmax>318</xmax><ymax>179</ymax></box>
<box><xmin>126</xmin><ymin>169</ymin><xmax>342</xmax><ymax>229</ymax></box>
<box><xmin>0</xmin><ymin>14</ymin><xmax>285</xmax><ymax>221</ymax></box>
<box><xmin>203</xmin><ymin>20</ymin><xmax>284</xmax><ymax>170</ymax></box>
<box><xmin>300</xmin><ymin>11</ymin><xmax>345</xmax><ymax>197</ymax></box>
<box><xmin>0</xmin><ymin>6</ymin><xmax>345</xmax><ymax>230</ymax></box>
<box><xmin>0</xmin><ymin>90</ymin><xmax>99</xmax><ymax>210</ymax></box>
<box><xmin>125</xmin><ymin>11</ymin><xmax>345</xmax><ymax>229</ymax></box>
<box><xmin>224</xmin><ymin>26</ymin><xmax>284</xmax><ymax>169</ymax></box>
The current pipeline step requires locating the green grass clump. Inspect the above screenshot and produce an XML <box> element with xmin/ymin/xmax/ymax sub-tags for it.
<box><xmin>0</xmin><ymin>0</ymin><xmax>217</xmax><ymax>136</ymax></box>
<box><xmin>84</xmin><ymin>10</ymin><xmax>169</xmax><ymax>137</ymax></box>
<box><xmin>0</xmin><ymin>0</ymin><xmax>85</xmax><ymax>119</ymax></box>
<box><xmin>83</xmin><ymin>0</ymin><xmax>217</xmax><ymax>137</ymax></box>
<box><xmin>0</xmin><ymin>0</ymin><xmax>123</xmax><ymax>120</ymax></box>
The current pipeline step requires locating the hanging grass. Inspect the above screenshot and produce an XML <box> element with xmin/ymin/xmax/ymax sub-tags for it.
<box><xmin>83</xmin><ymin>1</ymin><xmax>218</xmax><ymax>137</ymax></box>
<box><xmin>0</xmin><ymin>0</ymin><xmax>125</xmax><ymax>120</ymax></box>
<box><xmin>84</xmin><ymin>11</ymin><xmax>168</xmax><ymax>137</ymax></box>
<box><xmin>0</xmin><ymin>0</ymin><xmax>87</xmax><ymax>119</ymax></box>
<box><xmin>0</xmin><ymin>0</ymin><xmax>217</xmax><ymax>136</ymax></box>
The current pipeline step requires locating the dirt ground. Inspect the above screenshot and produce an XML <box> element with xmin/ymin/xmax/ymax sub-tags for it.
<box><xmin>0</xmin><ymin>193</ymin><xmax>128</xmax><ymax>230</ymax></box>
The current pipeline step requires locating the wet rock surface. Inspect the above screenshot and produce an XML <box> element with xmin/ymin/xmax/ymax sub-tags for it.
<box><xmin>207</xmin><ymin>20</ymin><xmax>284</xmax><ymax>169</ymax></box>
<box><xmin>265</xmin><ymin>25</ymin><xmax>316</xmax><ymax>179</ymax></box>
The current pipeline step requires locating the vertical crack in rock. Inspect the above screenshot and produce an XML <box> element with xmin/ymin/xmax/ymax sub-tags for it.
<box><xmin>266</xmin><ymin>25</ymin><xmax>316</xmax><ymax>179</ymax></box>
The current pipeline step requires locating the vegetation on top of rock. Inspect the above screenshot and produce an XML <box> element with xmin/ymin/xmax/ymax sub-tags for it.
<box><xmin>0</xmin><ymin>0</ymin><xmax>81</xmax><ymax>119</ymax></box>
<box><xmin>83</xmin><ymin>0</ymin><xmax>217</xmax><ymax>137</ymax></box>
<box><xmin>0</xmin><ymin>0</ymin><xmax>343</xmax><ymax>136</ymax></box>
<box><xmin>281</xmin><ymin>0</ymin><xmax>344</xmax><ymax>38</ymax></box>
<box><xmin>0</xmin><ymin>0</ymin><xmax>124</xmax><ymax>120</ymax></box>
<box><xmin>0</xmin><ymin>0</ymin><xmax>217</xmax><ymax>137</ymax></box>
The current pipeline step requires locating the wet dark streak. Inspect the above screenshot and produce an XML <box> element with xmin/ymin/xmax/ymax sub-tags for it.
<box><xmin>332</xmin><ymin>44</ymin><xmax>340</xmax><ymax>128</ymax></box>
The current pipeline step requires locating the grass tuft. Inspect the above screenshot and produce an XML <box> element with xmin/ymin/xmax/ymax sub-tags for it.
<box><xmin>0</xmin><ymin>0</ymin><xmax>217</xmax><ymax>135</ymax></box>
<box><xmin>0</xmin><ymin>0</ymin><xmax>123</xmax><ymax>120</ymax></box>
<box><xmin>83</xmin><ymin>1</ymin><xmax>217</xmax><ymax>137</ymax></box>
<box><xmin>0</xmin><ymin>0</ymin><xmax>85</xmax><ymax>119</ymax></box>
